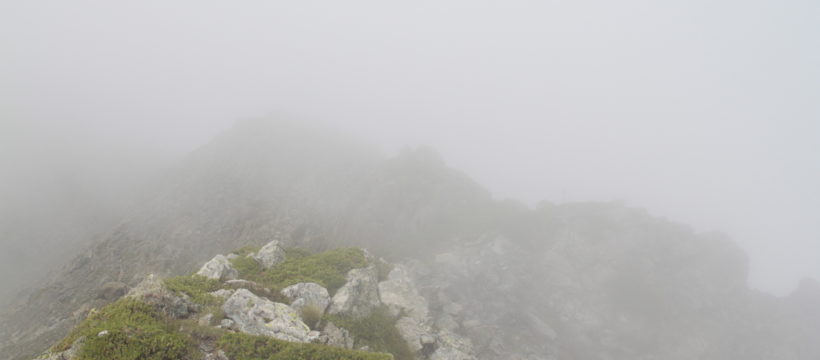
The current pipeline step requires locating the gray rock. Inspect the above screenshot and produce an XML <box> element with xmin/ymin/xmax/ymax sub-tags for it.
<box><xmin>395</xmin><ymin>316</ymin><xmax>434</xmax><ymax>354</ymax></box>
<box><xmin>328</xmin><ymin>266</ymin><xmax>381</xmax><ymax>317</ymax></box>
<box><xmin>378</xmin><ymin>265</ymin><xmax>429</xmax><ymax>320</ymax></box>
<box><xmin>281</xmin><ymin>282</ymin><xmax>331</xmax><ymax>314</ymax></box>
<box><xmin>252</xmin><ymin>240</ymin><xmax>286</xmax><ymax>269</ymax></box>
<box><xmin>319</xmin><ymin>321</ymin><xmax>355</xmax><ymax>349</ymax></box>
<box><xmin>222</xmin><ymin>289</ymin><xmax>313</xmax><ymax>342</ymax></box>
<box><xmin>197</xmin><ymin>255</ymin><xmax>239</xmax><ymax>281</ymax></box>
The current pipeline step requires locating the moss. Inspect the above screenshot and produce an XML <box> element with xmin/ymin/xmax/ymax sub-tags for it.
<box><xmin>231</xmin><ymin>247</ymin><xmax>367</xmax><ymax>295</ymax></box>
<box><xmin>217</xmin><ymin>332</ymin><xmax>392</xmax><ymax>360</ymax></box>
<box><xmin>325</xmin><ymin>307</ymin><xmax>414</xmax><ymax>360</ymax></box>
<box><xmin>164</xmin><ymin>275</ymin><xmax>223</xmax><ymax>306</ymax></box>
<box><xmin>53</xmin><ymin>298</ymin><xmax>195</xmax><ymax>360</ymax></box>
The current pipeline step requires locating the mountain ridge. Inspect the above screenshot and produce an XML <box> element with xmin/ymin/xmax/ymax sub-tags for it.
<box><xmin>2</xmin><ymin>119</ymin><xmax>818</xmax><ymax>360</ymax></box>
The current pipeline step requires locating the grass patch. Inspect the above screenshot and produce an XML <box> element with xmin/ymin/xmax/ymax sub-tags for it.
<box><xmin>325</xmin><ymin>306</ymin><xmax>414</xmax><ymax>360</ymax></box>
<box><xmin>164</xmin><ymin>275</ymin><xmax>223</xmax><ymax>306</ymax></box>
<box><xmin>218</xmin><ymin>332</ymin><xmax>392</xmax><ymax>360</ymax></box>
<box><xmin>231</xmin><ymin>247</ymin><xmax>367</xmax><ymax>295</ymax></box>
<box><xmin>53</xmin><ymin>298</ymin><xmax>195</xmax><ymax>360</ymax></box>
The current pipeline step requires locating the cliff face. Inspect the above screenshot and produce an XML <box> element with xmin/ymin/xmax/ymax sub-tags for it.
<box><xmin>2</xmin><ymin>120</ymin><xmax>817</xmax><ymax>360</ymax></box>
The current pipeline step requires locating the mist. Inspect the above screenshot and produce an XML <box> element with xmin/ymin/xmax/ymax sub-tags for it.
<box><xmin>3</xmin><ymin>0</ymin><xmax>817</xmax><ymax>298</ymax></box>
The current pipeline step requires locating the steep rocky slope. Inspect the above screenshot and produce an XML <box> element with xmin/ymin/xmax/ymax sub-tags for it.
<box><xmin>2</xmin><ymin>119</ymin><xmax>818</xmax><ymax>360</ymax></box>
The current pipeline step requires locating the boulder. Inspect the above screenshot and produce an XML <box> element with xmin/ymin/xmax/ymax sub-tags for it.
<box><xmin>127</xmin><ymin>274</ymin><xmax>197</xmax><ymax>319</ymax></box>
<box><xmin>222</xmin><ymin>289</ymin><xmax>313</xmax><ymax>342</ymax></box>
<box><xmin>252</xmin><ymin>240</ymin><xmax>287</xmax><ymax>269</ymax></box>
<box><xmin>328</xmin><ymin>266</ymin><xmax>381</xmax><ymax>317</ymax></box>
<box><xmin>196</xmin><ymin>255</ymin><xmax>239</xmax><ymax>281</ymax></box>
<box><xmin>281</xmin><ymin>282</ymin><xmax>331</xmax><ymax>314</ymax></box>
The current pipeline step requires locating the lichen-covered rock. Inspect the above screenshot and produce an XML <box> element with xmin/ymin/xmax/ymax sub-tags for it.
<box><xmin>126</xmin><ymin>274</ymin><xmax>197</xmax><ymax>319</ymax></box>
<box><xmin>251</xmin><ymin>240</ymin><xmax>286</xmax><ymax>269</ymax></box>
<box><xmin>281</xmin><ymin>282</ymin><xmax>331</xmax><ymax>314</ymax></box>
<box><xmin>222</xmin><ymin>289</ymin><xmax>313</xmax><ymax>342</ymax></box>
<box><xmin>378</xmin><ymin>265</ymin><xmax>429</xmax><ymax>320</ymax></box>
<box><xmin>319</xmin><ymin>321</ymin><xmax>354</xmax><ymax>349</ymax></box>
<box><xmin>328</xmin><ymin>266</ymin><xmax>381</xmax><ymax>317</ymax></box>
<box><xmin>196</xmin><ymin>255</ymin><xmax>239</xmax><ymax>281</ymax></box>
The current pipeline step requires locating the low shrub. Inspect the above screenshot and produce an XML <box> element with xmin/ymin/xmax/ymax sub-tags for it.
<box><xmin>53</xmin><ymin>298</ymin><xmax>195</xmax><ymax>360</ymax></box>
<box><xmin>164</xmin><ymin>275</ymin><xmax>223</xmax><ymax>305</ymax></box>
<box><xmin>217</xmin><ymin>332</ymin><xmax>392</xmax><ymax>360</ymax></box>
<box><xmin>231</xmin><ymin>247</ymin><xmax>367</xmax><ymax>295</ymax></box>
<box><xmin>325</xmin><ymin>306</ymin><xmax>414</xmax><ymax>360</ymax></box>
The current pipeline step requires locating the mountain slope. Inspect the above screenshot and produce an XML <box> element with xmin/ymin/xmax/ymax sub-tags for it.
<box><xmin>2</xmin><ymin>119</ymin><xmax>818</xmax><ymax>360</ymax></box>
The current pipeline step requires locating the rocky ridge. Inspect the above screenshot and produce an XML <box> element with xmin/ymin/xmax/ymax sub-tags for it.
<box><xmin>34</xmin><ymin>240</ymin><xmax>476</xmax><ymax>360</ymax></box>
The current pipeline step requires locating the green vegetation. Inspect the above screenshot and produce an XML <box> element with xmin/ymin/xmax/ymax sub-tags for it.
<box><xmin>217</xmin><ymin>332</ymin><xmax>392</xmax><ymax>360</ymax></box>
<box><xmin>231</xmin><ymin>247</ymin><xmax>367</xmax><ymax>295</ymax></box>
<box><xmin>325</xmin><ymin>307</ymin><xmax>414</xmax><ymax>360</ymax></box>
<box><xmin>164</xmin><ymin>275</ymin><xmax>223</xmax><ymax>306</ymax></box>
<box><xmin>53</xmin><ymin>298</ymin><xmax>194</xmax><ymax>360</ymax></box>
<box><xmin>48</xmin><ymin>246</ymin><xmax>402</xmax><ymax>360</ymax></box>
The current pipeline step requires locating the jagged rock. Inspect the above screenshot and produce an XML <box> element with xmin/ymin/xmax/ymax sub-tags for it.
<box><xmin>328</xmin><ymin>266</ymin><xmax>381</xmax><ymax>317</ymax></box>
<box><xmin>127</xmin><ymin>274</ymin><xmax>197</xmax><ymax>319</ymax></box>
<box><xmin>319</xmin><ymin>322</ymin><xmax>354</xmax><ymax>349</ymax></box>
<box><xmin>222</xmin><ymin>289</ymin><xmax>313</xmax><ymax>342</ymax></box>
<box><xmin>196</xmin><ymin>255</ymin><xmax>239</xmax><ymax>281</ymax></box>
<box><xmin>378</xmin><ymin>265</ymin><xmax>429</xmax><ymax>320</ymax></box>
<box><xmin>281</xmin><ymin>282</ymin><xmax>331</xmax><ymax>314</ymax></box>
<box><xmin>252</xmin><ymin>240</ymin><xmax>286</xmax><ymax>269</ymax></box>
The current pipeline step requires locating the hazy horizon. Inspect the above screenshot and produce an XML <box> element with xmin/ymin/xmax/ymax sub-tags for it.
<box><xmin>2</xmin><ymin>0</ymin><xmax>818</xmax><ymax>296</ymax></box>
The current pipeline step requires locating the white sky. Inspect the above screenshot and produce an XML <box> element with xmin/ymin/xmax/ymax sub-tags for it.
<box><xmin>1</xmin><ymin>0</ymin><xmax>818</xmax><ymax>295</ymax></box>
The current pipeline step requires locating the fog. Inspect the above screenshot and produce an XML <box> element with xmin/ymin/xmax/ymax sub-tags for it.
<box><xmin>1</xmin><ymin>0</ymin><xmax>818</xmax><ymax>311</ymax></box>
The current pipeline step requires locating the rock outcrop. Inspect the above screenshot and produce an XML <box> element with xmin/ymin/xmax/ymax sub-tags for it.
<box><xmin>328</xmin><ymin>266</ymin><xmax>381</xmax><ymax>317</ymax></box>
<box><xmin>222</xmin><ymin>289</ymin><xmax>317</xmax><ymax>343</ymax></box>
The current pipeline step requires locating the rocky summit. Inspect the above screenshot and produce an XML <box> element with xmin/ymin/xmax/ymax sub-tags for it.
<box><xmin>1</xmin><ymin>120</ymin><xmax>818</xmax><ymax>360</ymax></box>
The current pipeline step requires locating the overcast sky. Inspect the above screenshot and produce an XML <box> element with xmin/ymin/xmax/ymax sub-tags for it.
<box><xmin>1</xmin><ymin>0</ymin><xmax>818</xmax><ymax>295</ymax></box>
